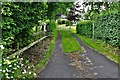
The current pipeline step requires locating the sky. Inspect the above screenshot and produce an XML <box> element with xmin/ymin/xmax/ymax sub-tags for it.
<box><xmin>74</xmin><ymin>0</ymin><xmax>91</xmax><ymax>13</ymax></box>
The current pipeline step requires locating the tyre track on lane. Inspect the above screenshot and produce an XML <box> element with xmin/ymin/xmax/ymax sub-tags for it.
<box><xmin>70</xmin><ymin>32</ymin><xmax>119</xmax><ymax>78</ymax></box>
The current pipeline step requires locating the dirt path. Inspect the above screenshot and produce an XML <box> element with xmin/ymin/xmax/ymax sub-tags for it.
<box><xmin>70</xmin><ymin>32</ymin><xmax>120</xmax><ymax>78</ymax></box>
<box><xmin>37</xmin><ymin>30</ymin><xmax>84</xmax><ymax>78</ymax></box>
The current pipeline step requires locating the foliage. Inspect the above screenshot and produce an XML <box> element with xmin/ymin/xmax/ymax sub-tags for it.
<box><xmin>58</xmin><ymin>19</ymin><xmax>62</xmax><ymax>24</ymax></box>
<box><xmin>109</xmin><ymin>2</ymin><xmax>120</xmax><ymax>13</ymax></box>
<box><xmin>2</xmin><ymin>55</ymin><xmax>37</xmax><ymax>79</ymax></box>
<box><xmin>58</xmin><ymin>19</ymin><xmax>66</xmax><ymax>24</ymax></box>
<box><xmin>1</xmin><ymin>2</ymin><xmax>48</xmax><ymax>78</ymax></box>
<box><xmin>76</xmin><ymin>20</ymin><xmax>93</xmax><ymax>37</ymax></box>
<box><xmin>65</xmin><ymin>20</ymin><xmax>69</xmax><ymax>26</ymax></box>
<box><xmin>84</xmin><ymin>12</ymin><xmax>90</xmax><ymax>20</ymax></box>
<box><xmin>1</xmin><ymin>28</ymin><xmax>58</xmax><ymax>79</ymax></box>
<box><xmin>77</xmin><ymin>12</ymin><xmax>119</xmax><ymax>47</ymax></box>
<box><xmin>65</xmin><ymin>20</ymin><xmax>72</xmax><ymax>26</ymax></box>
<box><xmin>1</xmin><ymin>2</ymin><xmax>48</xmax><ymax>55</ymax></box>
<box><xmin>60</xmin><ymin>30</ymin><xmax>82</xmax><ymax>53</ymax></box>
<box><xmin>47</xmin><ymin>2</ymin><xmax>73</xmax><ymax>19</ymax></box>
<box><xmin>48</xmin><ymin>20</ymin><xmax>57</xmax><ymax>32</ymax></box>
<box><xmin>61</xmin><ymin>20</ymin><xmax>66</xmax><ymax>24</ymax></box>
<box><xmin>94</xmin><ymin>12</ymin><xmax>120</xmax><ymax>47</ymax></box>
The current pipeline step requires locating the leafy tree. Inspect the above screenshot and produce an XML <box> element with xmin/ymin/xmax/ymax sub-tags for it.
<box><xmin>47</xmin><ymin>2</ymin><xmax>73</xmax><ymax>19</ymax></box>
<box><xmin>1</xmin><ymin>2</ymin><xmax>48</xmax><ymax>55</ymax></box>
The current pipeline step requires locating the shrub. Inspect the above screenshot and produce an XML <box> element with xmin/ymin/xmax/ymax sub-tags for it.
<box><xmin>76</xmin><ymin>20</ymin><xmax>93</xmax><ymax>37</ymax></box>
<box><xmin>65</xmin><ymin>20</ymin><xmax>72</xmax><ymax>26</ymax></box>
<box><xmin>1</xmin><ymin>2</ymin><xmax>48</xmax><ymax>55</ymax></box>
<box><xmin>94</xmin><ymin>12</ymin><xmax>120</xmax><ymax>47</ymax></box>
<box><xmin>57</xmin><ymin>20</ymin><xmax>66</xmax><ymax>24</ymax></box>
<box><xmin>58</xmin><ymin>19</ymin><xmax>62</xmax><ymax>24</ymax></box>
<box><xmin>61</xmin><ymin>20</ymin><xmax>66</xmax><ymax>24</ymax></box>
<box><xmin>48</xmin><ymin>20</ymin><xmax>57</xmax><ymax>32</ymax></box>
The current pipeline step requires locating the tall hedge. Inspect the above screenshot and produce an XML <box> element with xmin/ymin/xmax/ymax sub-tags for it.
<box><xmin>46</xmin><ymin>20</ymin><xmax>56</xmax><ymax>32</ymax></box>
<box><xmin>76</xmin><ymin>20</ymin><xmax>93</xmax><ymax>37</ymax></box>
<box><xmin>1</xmin><ymin>2</ymin><xmax>48</xmax><ymax>55</ymax></box>
<box><xmin>94</xmin><ymin>13</ymin><xmax>120</xmax><ymax>47</ymax></box>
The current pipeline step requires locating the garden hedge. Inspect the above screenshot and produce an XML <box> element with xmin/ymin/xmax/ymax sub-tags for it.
<box><xmin>76</xmin><ymin>13</ymin><xmax>120</xmax><ymax>48</ymax></box>
<box><xmin>1</xmin><ymin>2</ymin><xmax>48</xmax><ymax>55</ymax></box>
<box><xmin>94</xmin><ymin>13</ymin><xmax>120</xmax><ymax>47</ymax></box>
<box><xmin>76</xmin><ymin>20</ymin><xmax>93</xmax><ymax>37</ymax></box>
<box><xmin>48</xmin><ymin>20</ymin><xmax>57</xmax><ymax>32</ymax></box>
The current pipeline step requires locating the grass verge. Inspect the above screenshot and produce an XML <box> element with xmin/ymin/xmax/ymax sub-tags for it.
<box><xmin>60</xmin><ymin>29</ymin><xmax>82</xmax><ymax>53</ymax></box>
<box><xmin>68</xmin><ymin>27</ymin><xmax>119</xmax><ymax>64</ymax></box>
<box><xmin>76</xmin><ymin>34</ymin><xmax>120</xmax><ymax>64</ymax></box>
<box><xmin>34</xmin><ymin>29</ymin><xmax>58</xmax><ymax>74</ymax></box>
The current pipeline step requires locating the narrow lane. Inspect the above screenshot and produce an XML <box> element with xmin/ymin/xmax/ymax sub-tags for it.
<box><xmin>37</xmin><ymin>30</ymin><xmax>81</xmax><ymax>78</ymax></box>
<box><xmin>37</xmin><ymin>28</ymin><xmax>119</xmax><ymax>79</ymax></box>
<box><xmin>71</xmin><ymin>33</ymin><xmax>119</xmax><ymax>78</ymax></box>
